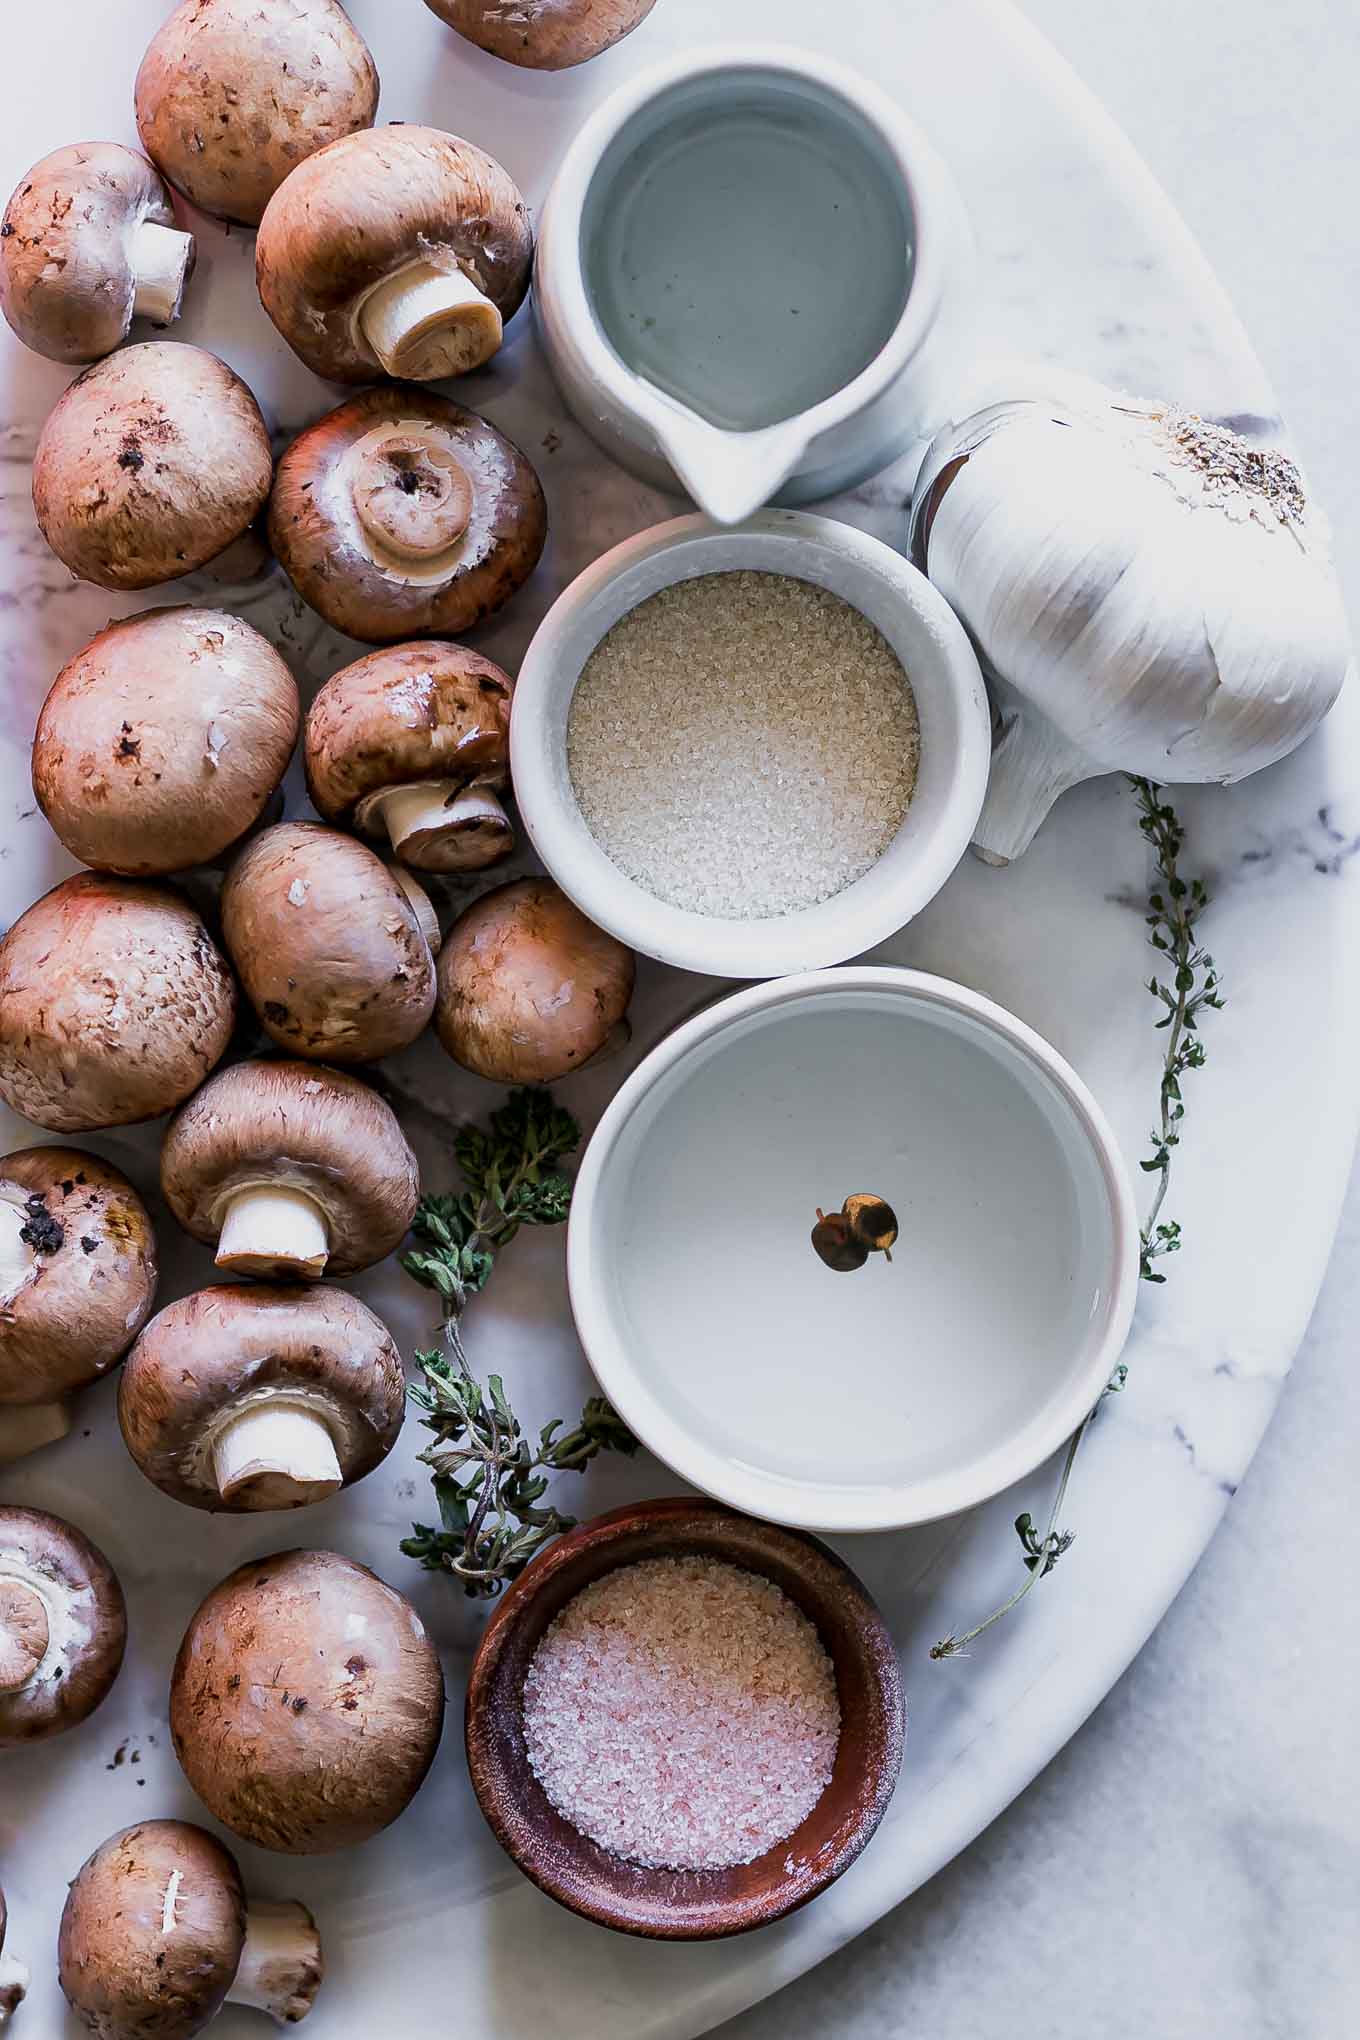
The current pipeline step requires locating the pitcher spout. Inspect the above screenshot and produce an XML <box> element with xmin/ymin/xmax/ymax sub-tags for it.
<box><xmin>649</xmin><ymin>404</ymin><xmax>811</xmax><ymax>525</ymax></box>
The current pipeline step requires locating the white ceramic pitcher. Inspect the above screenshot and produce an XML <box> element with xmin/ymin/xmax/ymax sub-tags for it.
<box><xmin>534</xmin><ymin>44</ymin><xmax>975</xmax><ymax>523</ymax></box>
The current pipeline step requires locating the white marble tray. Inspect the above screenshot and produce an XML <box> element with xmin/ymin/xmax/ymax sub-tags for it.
<box><xmin>2</xmin><ymin>2</ymin><xmax>1356</xmax><ymax>2035</ymax></box>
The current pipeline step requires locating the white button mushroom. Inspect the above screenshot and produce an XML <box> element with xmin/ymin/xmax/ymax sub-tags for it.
<box><xmin>435</xmin><ymin>877</ymin><xmax>636</xmax><ymax>1083</ymax></box>
<box><xmin>305</xmin><ymin>641</ymin><xmax>516</xmax><ymax>873</ymax></box>
<box><xmin>0</xmin><ymin>142</ymin><xmax>195</xmax><ymax>364</ymax></box>
<box><xmin>59</xmin><ymin>1819</ymin><xmax>322</xmax><ymax>2036</ymax></box>
<box><xmin>170</xmin><ymin>1549</ymin><xmax>445</xmax><ymax>1852</ymax></box>
<box><xmin>32</xmin><ymin>343</ymin><xmax>273</xmax><ymax>592</ymax></box>
<box><xmin>220</xmin><ymin>823</ymin><xmax>437</xmax><ymax>1064</ymax></box>
<box><xmin>425</xmin><ymin>0</ymin><xmax>659</xmax><ymax>69</ymax></box>
<box><xmin>0</xmin><ymin>1885</ymin><xmax>27</xmax><ymax>2029</ymax></box>
<box><xmin>161</xmin><ymin>1059</ymin><xmax>418</xmax><ymax>1282</ymax></box>
<box><xmin>0</xmin><ymin>1146</ymin><xmax>157</xmax><ymax>1463</ymax></box>
<box><xmin>0</xmin><ymin>873</ymin><xmax>237</xmax><ymax>1133</ymax></box>
<box><xmin>256</xmin><ymin>125</ymin><xmax>532</xmax><ymax>382</ymax></box>
<box><xmin>119</xmin><ymin>1283</ymin><xmax>405</xmax><ymax>1512</ymax></box>
<box><xmin>0</xmin><ymin>1507</ymin><xmax>126</xmax><ymax>1747</ymax></box>
<box><xmin>33</xmin><ymin>608</ymin><xmax>300</xmax><ymax>877</ymax></box>
<box><xmin>267</xmin><ymin>387</ymin><xmax>547</xmax><ymax>643</ymax></box>
<box><xmin>136</xmin><ymin>0</ymin><xmax>379</xmax><ymax>228</ymax></box>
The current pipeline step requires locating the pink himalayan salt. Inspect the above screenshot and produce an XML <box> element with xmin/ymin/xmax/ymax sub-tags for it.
<box><xmin>522</xmin><ymin>1554</ymin><xmax>840</xmax><ymax>1871</ymax></box>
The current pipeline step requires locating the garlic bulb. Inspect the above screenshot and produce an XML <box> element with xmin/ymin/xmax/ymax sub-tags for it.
<box><xmin>909</xmin><ymin>378</ymin><xmax>1352</xmax><ymax>862</ymax></box>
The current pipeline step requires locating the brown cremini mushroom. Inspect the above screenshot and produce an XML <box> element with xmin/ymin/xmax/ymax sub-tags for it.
<box><xmin>435</xmin><ymin>877</ymin><xmax>635</xmax><ymax>1082</ymax></box>
<box><xmin>268</xmin><ymin>387</ymin><xmax>546</xmax><ymax>643</ymax></box>
<box><xmin>120</xmin><ymin>1283</ymin><xmax>405</xmax><ymax>1512</ymax></box>
<box><xmin>1</xmin><ymin>142</ymin><xmax>195</xmax><ymax>364</ymax></box>
<box><xmin>0</xmin><ymin>1884</ymin><xmax>27</xmax><ymax>2028</ymax></box>
<box><xmin>170</xmin><ymin>1548</ymin><xmax>445</xmax><ymax>1852</ymax></box>
<box><xmin>425</xmin><ymin>0</ymin><xmax>658</xmax><ymax>68</ymax></box>
<box><xmin>1</xmin><ymin>1147</ymin><xmax>157</xmax><ymax>1463</ymax></box>
<box><xmin>0</xmin><ymin>874</ymin><xmax>236</xmax><ymax>1133</ymax></box>
<box><xmin>161</xmin><ymin>1059</ymin><xmax>417</xmax><ymax>1281</ymax></box>
<box><xmin>305</xmin><ymin>641</ymin><xmax>515</xmax><ymax>873</ymax></box>
<box><xmin>59</xmin><ymin>1819</ymin><xmax>322</xmax><ymax>2035</ymax></box>
<box><xmin>256</xmin><ymin>124</ymin><xmax>531</xmax><ymax>382</ymax></box>
<box><xmin>33</xmin><ymin>608</ymin><xmax>300</xmax><ymax>877</ymax></box>
<box><xmin>221</xmin><ymin>824</ymin><xmax>436</xmax><ymax>1063</ymax></box>
<box><xmin>33</xmin><ymin>343</ymin><xmax>273</xmax><ymax>592</ymax></box>
<box><xmin>0</xmin><ymin>1507</ymin><xmax>125</xmax><ymax>1747</ymax></box>
<box><xmin>136</xmin><ymin>0</ymin><xmax>379</xmax><ymax>229</ymax></box>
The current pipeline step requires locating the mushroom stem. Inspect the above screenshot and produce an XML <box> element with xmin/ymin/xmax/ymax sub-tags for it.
<box><xmin>216</xmin><ymin>1186</ymin><xmax>330</xmax><ymax>1280</ymax></box>
<box><xmin>389</xmin><ymin>866</ymin><xmax>442</xmax><ymax>956</ymax></box>
<box><xmin>211</xmin><ymin>1399</ymin><xmax>343</xmax><ymax>1509</ymax></box>
<box><xmin>0</xmin><ymin>1401</ymin><xmax>71</xmax><ymax>1464</ymax></box>
<box><xmin>0</xmin><ymin>1949</ymin><xmax>28</xmax><ymax>2026</ymax></box>
<box><xmin>358</xmin><ymin>259</ymin><xmax>503</xmax><ymax>380</ymax></box>
<box><xmin>370</xmin><ymin>779</ymin><xmax>513</xmax><ymax>873</ymax></box>
<box><xmin>0</xmin><ymin>1578</ymin><xmax>50</xmax><ymax>1692</ymax></box>
<box><xmin>228</xmin><ymin>1899</ymin><xmax>322</xmax><ymax>2024</ymax></box>
<box><xmin>130</xmin><ymin>219</ymin><xmax>196</xmax><ymax>326</ymax></box>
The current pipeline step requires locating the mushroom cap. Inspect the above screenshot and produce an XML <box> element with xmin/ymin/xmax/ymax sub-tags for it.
<box><xmin>170</xmin><ymin>1548</ymin><xmax>446</xmax><ymax>1852</ymax></box>
<box><xmin>59</xmin><ymin>1819</ymin><xmax>245</xmax><ymax>2039</ymax></box>
<box><xmin>425</xmin><ymin>0</ymin><xmax>658</xmax><ymax>68</ymax></box>
<box><xmin>436</xmin><ymin>877</ymin><xmax>635</xmax><ymax>1082</ymax></box>
<box><xmin>136</xmin><ymin>0</ymin><xmax>380</xmax><ymax>229</ymax></box>
<box><xmin>256</xmin><ymin>124</ymin><xmax>531</xmax><ymax>382</ymax></box>
<box><xmin>33</xmin><ymin>608</ymin><xmax>300</xmax><ymax>877</ymax></box>
<box><xmin>33</xmin><ymin>343</ymin><xmax>273</xmax><ymax>592</ymax></box>
<box><xmin>305</xmin><ymin>639</ymin><xmax>513</xmax><ymax>828</ymax></box>
<box><xmin>160</xmin><ymin>1059</ymin><xmax>418</xmax><ymax>1274</ymax></box>
<box><xmin>0</xmin><ymin>1146</ymin><xmax>157</xmax><ymax>1407</ymax></box>
<box><xmin>268</xmin><ymin>387</ymin><xmax>546</xmax><ymax>643</ymax></box>
<box><xmin>0</xmin><ymin>874</ymin><xmax>237</xmax><ymax>1132</ymax></box>
<box><xmin>0</xmin><ymin>1507</ymin><xmax>126</xmax><ymax>1747</ymax></box>
<box><xmin>119</xmin><ymin>1283</ymin><xmax>405</xmax><ymax>1511</ymax></box>
<box><xmin>0</xmin><ymin>142</ymin><xmax>188</xmax><ymax>364</ymax></box>
<box><xmin>220</xmin><ymin>823</ymin><xmax>436</xmax><ymax>1063</ymax></box>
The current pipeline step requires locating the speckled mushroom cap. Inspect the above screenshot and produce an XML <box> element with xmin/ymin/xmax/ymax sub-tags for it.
<box><xmin>436</xmin><ymin>877</ymin><xmax>636</xmax><ymax>1083</ymax></box>
<box><xmin>0</xmin><ymin>1146</ymin><xmax>157</xmax><ymax>1411</ymax></box>
<box><xmin>33</xmin><ymin>343</ymin><xmax>273</xmax><ymax>592</ymax></box>
<box><xmin>136</xmin><ymin>0</ymin><xmax>379</xmax><ymax>229</ymax></box>
<box><xmin>305</xmin><ymin>640</ymin><xmax>515</xmax><ymax>870</ymax></box>
<box><xmin>0</xmin><ymin>874</ymin><xmax>237</xmax><ymax>1132</ymax></box>
<box><xmin>0</xmin><ymin>141</ymin><xmax>194</xmax><ymax>364</ymax></box>
<box><xmin>0</xmin><ymin>1507</ymin><xmax>126</xmax><ymax>1747</ymax></box>
<box><xmin>33</xmin><ymin>608</ymin><xmax>300</xmax><ymax>877</ymax></box>
<box><xmin>119</xmin><ymin>1283</ymin><xmax>405</xmax><ymax>1512</ymax></box>
<box><xmin>160</xmin><ymin>1060</ymin><xmax>418</xmax><ymax>1275</ymax></box>
<box><xmin>170</xmin><ymin>1548</ymin><xmax>446</xmax><ymax>1852</ymax></box>
<box><xmin>59</xmin><ymin>1820</ymin><xmax>246</xmax><ymax>2038</ymax></box>
<box><xmin>424</xmin><ymin>0</ymin><xmax>658</xmax><ymax>68</ymax></box>
<box><xmin>268</xmin><ymin>387</ymin><xmax>547</xmax><ymax>644</ymax></box>
<box><xmin>220</xmin><ymin>823</ymin><xmax>436</xmax><ymax>1063</ymax></box>
<box><xmin>256</xmin><ymin>124</ymin><xmax>531</xmax><ymax>382</ymax></box>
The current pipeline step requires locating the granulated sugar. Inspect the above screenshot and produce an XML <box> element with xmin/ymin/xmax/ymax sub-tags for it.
<box><xmin>566</xmin><ymin>571</ymin><xmax>920</xmax><ymax>919</ymax></box>
<box><xmin>521</xmin><ymin>1554</ymin><xmax>840</xmax><ymax>1871</ymax></box>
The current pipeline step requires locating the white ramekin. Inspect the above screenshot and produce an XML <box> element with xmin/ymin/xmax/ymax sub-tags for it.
<box><xmin>510</xmin><ymin>510</ymin><xmax>991</xmax><ymax>979</ymax></box>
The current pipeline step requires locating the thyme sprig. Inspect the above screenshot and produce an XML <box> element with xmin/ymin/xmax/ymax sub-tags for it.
<box><xmin>400</xmin><ymin>1088</ymin><xmax>636</xmax><ymax>1597</ymax></box>
<box><xmin>931</xmin><ymin>778</ymin><xmax>1223</xmax><ymax>1660</ymax></box>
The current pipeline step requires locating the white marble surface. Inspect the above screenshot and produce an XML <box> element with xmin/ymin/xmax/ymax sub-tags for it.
<box><xmin>0</xmin><ymin>2</ymin><xmax>1356</xmax><ymax>2037</ymax></box>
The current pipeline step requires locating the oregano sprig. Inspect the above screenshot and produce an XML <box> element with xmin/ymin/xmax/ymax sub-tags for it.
<box><xmin>931</xmin><ymin>778</ymin><xmax>1222</xmax><ymax>1660</ymax></box>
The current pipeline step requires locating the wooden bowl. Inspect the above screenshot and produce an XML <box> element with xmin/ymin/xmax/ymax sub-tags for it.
<box><xmin>464</xmin><ymin>1497</ymin><xmax>905</xmax><ymax>1938</ymax></box>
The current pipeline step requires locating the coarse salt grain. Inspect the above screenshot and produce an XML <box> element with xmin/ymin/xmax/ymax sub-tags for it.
<box><xmin>566</xmin><ymin>571</ymin><xmax>920</xmax><ymax>920</ymax></box>
<box><xmin>521</xmin><ymin>1554</ymin><xmax>840</xmax><ymax>1871</ymax></box>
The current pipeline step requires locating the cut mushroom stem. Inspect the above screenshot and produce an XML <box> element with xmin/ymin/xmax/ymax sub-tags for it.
<box><xmin>215</xmin><ymin>1185</ymin><xmax>331</xmax><ymax>1281</ymax></box>
<box><xmin>359</xmin><ymin>259</ymin><xmax>503</xmax><ymax>381</ymax></box>
<box><xmin>0</xmin><ymin>1402</ymin><xmax>71</xmax><ymax>1464</ymax></box>
<box><xmin>212</xmin><ymin>1396</ymin><xmax>343</xmax><ymax>1510</ymax></box>
<box><xmin>349</xmin><ymin>421</ymin><xmax>476</xmax><ymax>567</ymax></box>
<box><xmin>228</xmin><ymin>1899</ymin><xmax>323</xmax><ymax>2023</ymax></box>
<box><xmin>0</xmin><ymin>1948</ymin><xmax>28</xmax><ymax>2026</ymax></box>
<box><xmin>365</xmin><ymin>779</ymin><xmax>513</xmax><ymax>872</ymax></box>
<box><xmin>130</xmin><ymin>217</ymin><xmax>196</xmax><ymax>325</ymax></box>
<box><xmin>0</xmin><ymin>1578</ymin><xmax>49</xmax><ymax>1693</ymax></box>
<box><xmin>389</xmin><ymin>866</ymin><xmax>442</xmax><ymax>955</ymax></box>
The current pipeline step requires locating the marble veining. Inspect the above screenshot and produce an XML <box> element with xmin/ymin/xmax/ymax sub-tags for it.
<box><xmin>0</xmin><ymin>0</ymin><xmax>1356</xmax><ymax>2036</ymax></box>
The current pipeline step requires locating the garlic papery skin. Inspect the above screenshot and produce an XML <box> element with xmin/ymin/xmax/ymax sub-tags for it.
<box><xmin>909</xmin><ymin>383</ymin><xmax>1353</xmax><ymax>862</ymax></box>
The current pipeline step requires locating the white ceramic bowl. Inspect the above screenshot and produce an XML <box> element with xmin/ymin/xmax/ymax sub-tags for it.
<box><xmin>568</xmin><ymin>968</ymin><xmax>1139</xmax><ymax>1533</ymax></box>
<box><xmin>511</xmin><ymin>511</ymin><xmax>991</xmax><ymax>979</ymax></box>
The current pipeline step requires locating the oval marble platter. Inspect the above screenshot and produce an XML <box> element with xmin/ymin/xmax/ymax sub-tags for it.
<box><xmin>1</xmin><ymin>2</ymin><xmax>1356</xmax><ymax>2036</ymax></box>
